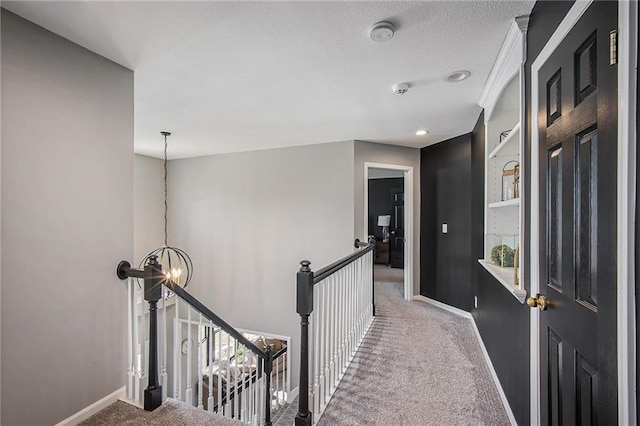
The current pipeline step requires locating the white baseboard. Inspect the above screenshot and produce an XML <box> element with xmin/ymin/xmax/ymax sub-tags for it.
<box><xmin>287</xmin><ymin>386</ymin><xmax>299</xmax><ymax>404</ymax></box>
<box><xmin>412</xmin><ymin>295</ymin><xmax>517</xmax><ymax>425</ymax></box>
<box><xmin>55</xmin><ymin>386</ymin><xmax>126</xmax><ymax>426</ymax></box>
<box><xmin>412</xmin><ymin>295</ymin><xmax>472</xmax><ymax>319</ymax></box>
<box><xmin>469</xmin><ymin>318</ymin><xmax>518</xmax><ymax>426</ymax></box>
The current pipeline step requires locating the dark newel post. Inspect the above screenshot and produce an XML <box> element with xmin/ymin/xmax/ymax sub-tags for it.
<box><xmin>295</xmin><ymin>260</ymin><xmax>314</xmax><ymax>426</ymax></box>
<box><xmin>369</xmin><ymin>236</ymin><xmax>376</xmax><ymax>316</ymax></box>
<box><xmin>264</xmin><ymin>345</ymin><xmax>273</xmax><ymax>426</ymax></box>
<box><xmin>144</xmin><ymin>256</ymin><xmax>163</xmax><ymax>411</ymax></box>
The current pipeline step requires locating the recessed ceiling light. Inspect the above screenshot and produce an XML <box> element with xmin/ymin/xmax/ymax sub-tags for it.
<box><xmin>444</xmin><ymin>70</ymin><xmax>471</xmax><ymax>83</ymax></box>
<box><xmin>416</xmin><ymin>129</ymin><xmax>429</xmax><ymax>136</ymax></box>
<box><xmin>369</xmin><ymin>21</ymin><xmax>395</xmax><ymax>42</ymax></box>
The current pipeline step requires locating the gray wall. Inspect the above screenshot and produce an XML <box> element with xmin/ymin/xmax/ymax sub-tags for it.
<box><xmin>354</xmin><ymin>141</ymin><xmax>421</xmax><ymax>295</ymax></box>
<box><xmin>134</xmin><ymin>154</ymin><xmax>165</xmax><ymax>262</ymax></box>
<box><xmin>168</xmin><ymin>141</ymin><xmax>355</xmax><ymax>385</ymax></box>
<box><xmin>1</xmin><ymin>10</ymin><xmax>134</xmax><ymax>425</ymax></box>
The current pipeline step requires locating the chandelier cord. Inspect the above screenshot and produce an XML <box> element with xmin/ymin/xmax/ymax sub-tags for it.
<box><xmin>163</xmin><ymin>132</ymin><xmax>168</xmax><ymax>247</ymax></box>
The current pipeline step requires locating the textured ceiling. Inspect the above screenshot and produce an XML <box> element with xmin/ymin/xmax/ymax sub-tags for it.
<box><xmin>3</xmin><ymin>1</ymin><xmax>534</xmax><ymax>159</ymax></box>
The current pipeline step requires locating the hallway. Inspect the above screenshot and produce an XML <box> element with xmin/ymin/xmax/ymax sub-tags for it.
<box><xmin>316</xmin><ymin>276</ymin><xmax>509</xmax><ymax>425</ymax></box>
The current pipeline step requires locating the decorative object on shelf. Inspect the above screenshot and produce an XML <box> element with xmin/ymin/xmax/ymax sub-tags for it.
<box><xmin>140</xmin><ymin>131</ymin><xmax>193</xmax><ymax>288</ymax></box>
<box><xmin>377</xmin><ymin>215</ymin><xmax>391</xmax><ymax>242</ymax></box>
<box><xmin>501</xmin><ymin>160</ymin><xmax>520</xmax><ymax>201</ymax></box>
<box><xmin>490</xmin><ymin>244</ymin><xmax>515</xmax><ymax>268</ymax></box>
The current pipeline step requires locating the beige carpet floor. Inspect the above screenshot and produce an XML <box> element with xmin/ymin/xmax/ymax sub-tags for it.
<box><xmin>374</xmin><ymin>264</ymin><xmax>404</xmax><ymax>284</ymax></box>
<box><xmin>316</xmin><ymin>281</ymin><xmax>510</xmax><ymax>426</ymax></box>
<box><xmin>80</xmin><ymin>399</ymin><xmax>244</xmax><ymax>425</ymax></box>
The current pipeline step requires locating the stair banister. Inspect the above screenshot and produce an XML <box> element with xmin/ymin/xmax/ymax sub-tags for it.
<box><xmin>295</xmin><ymin>237</ymin><xmax>375</xmax><ymax>426</ymax></box>
<box><xmin>116</xmin><ymin>256</ymin><xmax>165</xmax><ymax>411</ymax></box>
<box><xmin>295</xmin><ymin>260</ymin><xmax>314</xmax><ymax>426</ymax></box>
<box><xmin>117</xmin><ymin>256</ymin><xmax>278</xmax><ymax>425</ymax></box>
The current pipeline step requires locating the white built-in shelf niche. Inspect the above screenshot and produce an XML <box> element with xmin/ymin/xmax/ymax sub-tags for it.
<box><xmin>477</xmin><ymin>15</ymin><xmax>529</xmax><ymax>303</ymax></box>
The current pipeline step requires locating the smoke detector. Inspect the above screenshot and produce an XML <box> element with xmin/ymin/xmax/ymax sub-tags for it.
<box><xmin>369</xmin><ymin>21</ymin><xmax>395</xmax><ymax>42</ymax></box>
<box><xmin>393</xmin><ymin>83</ymin><xmax>409</xmax><ymax>95</ymax></box>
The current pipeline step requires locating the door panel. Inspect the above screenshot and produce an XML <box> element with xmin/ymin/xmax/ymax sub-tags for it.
<box><xmin>389</xmin><ymin>189</ymin><xmax>404</xmax><ymax>268</ymax></box>
<box><xmin>538</xmin><ymin>2</ymin><xmax>617</xmax><ymax>424</ymax></box>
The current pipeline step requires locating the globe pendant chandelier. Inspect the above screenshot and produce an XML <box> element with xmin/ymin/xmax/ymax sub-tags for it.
<box><xmin>140</xmin><ymin>131</ymin><xmax>193</xmax><ymax>287</ymax></box>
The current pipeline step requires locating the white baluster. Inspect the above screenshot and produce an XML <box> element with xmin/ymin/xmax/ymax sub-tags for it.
<box><xmin>127</xmin><ymin>278</ymin><xmax>134</xmax><ymax>401</ymax></box>
<box><xmin>329</xmin><ymin>274</ymin><xmax>336</xmax><ymax>394</ymax></box>
<box><xmin>233</xmin><ymin>339</ymin><xmax>239</xmax><ymax>418</ymax></box>
<box><xmin>142</xmin><ymin>339</ymin><xmax>149</xmax><ymax>404</ymax></box>
<box><xmin>174</xmin><ymin>299</ymin><xmax>180</xmax><ymax>400</ymax></box>
<box><xmin>197</xmin><ymin>313</ymin><xmax>203</xmax><ymax>409</ymax></box>
<box><xmin>217</xmin><ymin>331</ymin><xmax>222</xmax><ymax>415</ymax></box>
<box><xmin>312</xmin><ymin>284</ymin><xmax>319</xmax><ymax>416</ymax></box>
<box><xmin>320</xmin><ymin>282</ymin><xmax>327</xmax><ymax>409</ymax></box>
<box><xmin>275</xmin><ymin>354</ymin><xmax>280</xmax><ymax>409</ymax></box>
<box><xmin>132</xmin><ymin>285</ymin><xmax>140</xmax><ymax>403</ymax></box>
<box><xmin>225</xmin><ymin>333</ymin><xmax>231</xmax><ymax>417</ymax></box>
<box><xmin>208</xmin><ymin>323</ymin><xmax>214</xmax><ymax>412</ymax></box>
<box><xmin>186</xmin><ymin>308</ymin><xmax>193</xmax><ymax>406</ymax></box>
<box><xmin>161</xmin><ymin>286</ymin><xmax>167</xmax><ymax>400</ymax></box>
<box><xmin>240</xmin><ymin>344</ymin><xmax>247</xmax><ymax>421</ymax></box>
<box><xmin>247</xmin><ymin>352</ymin><xmax>253</xmax><ymax>423</ymax></box>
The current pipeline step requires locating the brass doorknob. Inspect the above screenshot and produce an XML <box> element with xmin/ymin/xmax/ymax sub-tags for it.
<box><xmin>526</xmin><ymin>294</ymin><xmax>549</xmax><ymax>311</ymax></box>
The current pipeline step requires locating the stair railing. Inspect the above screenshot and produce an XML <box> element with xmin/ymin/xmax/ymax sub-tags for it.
<box><xmin>117</xmin><ymin>256</ymin><xmax>286</xmax><ymax>426</ymax></box>
<box><xmin>295</xmin><ymin>237</ymin><xmax>375</xmax><ymax>426</ymax></box>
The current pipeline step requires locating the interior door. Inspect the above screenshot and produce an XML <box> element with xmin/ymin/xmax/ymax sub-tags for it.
<box><xmin>537</xmin><ymin>1</ymin><xmax>618</xmax><ymax>424</ymax></box>
<box><xmin>389</xmin><ymin>189</ymin><xmax>404</xmax><ymax>268</ymax></box>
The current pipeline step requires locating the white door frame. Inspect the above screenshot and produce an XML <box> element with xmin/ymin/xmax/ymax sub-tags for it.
<box><xmin>363</xmin><ymin>162</ymin><xmax>414</xmax><ymax>301</ymax></box>
<box><xmin>529</xmin><ymin>1</ymin><xmax>637</xmax><ymax>423</ymax></box>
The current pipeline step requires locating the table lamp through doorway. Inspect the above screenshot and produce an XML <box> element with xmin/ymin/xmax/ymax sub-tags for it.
<box><xmin>378</xmin><ymin>215</ymin><xmax>391</xmax><ymax>242</ymax></box>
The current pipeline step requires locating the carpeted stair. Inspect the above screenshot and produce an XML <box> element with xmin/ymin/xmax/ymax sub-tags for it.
<box><xmin>80</xmin><ymin>398</ymin><xmax>245</xmax><ymax>425</ymax></box>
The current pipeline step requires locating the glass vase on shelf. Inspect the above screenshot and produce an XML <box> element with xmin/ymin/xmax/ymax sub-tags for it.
<box><xmin>487</xmin><ymin>234</ymin><xmax>519</xmax><ymax>268</ymax></box>
<box><xmin>501</xmin><ymin>160</ymin><xmax>520</xmax><ymax>201</ymax></box>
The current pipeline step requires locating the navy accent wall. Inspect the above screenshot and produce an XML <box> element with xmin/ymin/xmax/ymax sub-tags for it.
<box><xmin>420</xmin><ymin>133</ymin><xmax>473</xmax><ymax>312</ymax></box>
<box><xmin>368</xmin><ymin>177</ymin><xmax>403</xmax><ymax>240</ymax></box>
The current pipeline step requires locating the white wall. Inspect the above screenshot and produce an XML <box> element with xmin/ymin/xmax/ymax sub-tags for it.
<box><xmin>134</xmin><ymin>154</ymin><xmax>165</xmax><ymax>262</ymax></box>
<box><xmin>354</xmin><ymin>140</ymin><xmax>421</xmax><ymax>295</ymax></box>
<box><xmin>1</xmin><ymin>10</ymin><xmax>134</xmax><ymax>425</ymax></box>
<box><xmin>168</xmin><ymin>141</ymin><xmax>355</xmax><ymax>385</ymax></box>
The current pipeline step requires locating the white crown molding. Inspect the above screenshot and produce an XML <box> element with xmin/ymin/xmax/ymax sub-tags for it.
<box><xmin>478</xmin><ymin>16</ymin><xmax>529</xmax><ymax>122</ymax></box>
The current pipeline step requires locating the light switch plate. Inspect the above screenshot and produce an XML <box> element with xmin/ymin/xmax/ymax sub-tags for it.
<box><xmin>442</xmin><ymin>223</ymin><xmax>448</xmax><ymax>233</ymax></box>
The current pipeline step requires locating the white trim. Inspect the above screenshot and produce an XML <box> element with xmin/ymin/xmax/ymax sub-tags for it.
<box><xmin>617</xmin><ymin>1</ymin><xmax>637</xmax><ymax>424</ymax></box>
<box><xmin>364</xmin><ymin>162</ymin><xmax>414</xmax><ymax>301</ymax></box>
<box><xmin>477</xmin><ymin>260</ymin><xmax>527</xmax><ymax>303</ymax></box>
<box><xmin>479</xmin><ymin>19</ymin><xmax>524</xmax><ymax>122</ymax></box>
<box><xmin>54</xmin><ymin>386</ymin><xmax>126</xmax><ymax>426</ymax></box>
<box><xmin>412</xmin><ymin>295</ymin><xmax>516</xmax><ymax>425</ymax></box>
<box><xmin>469</xmin><ymin>317</ymin><xmax>518</xmax><ymax>426</ymax></box>
<box><xmin>412</xmin><ymin>295</ymin><xmax>472</xmax><ymax>319</ymax></box>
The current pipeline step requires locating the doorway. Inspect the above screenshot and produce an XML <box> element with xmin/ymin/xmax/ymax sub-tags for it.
<box><xmin>530</xmin><ymin>0</ymin><xmax>637</xmax><ymax>422</ymax></box>
<box><xmin>364</xmin><ymin>163</ymin><xmax>413</xmax><ymax>301</ymax></box>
